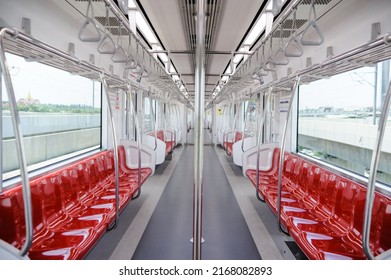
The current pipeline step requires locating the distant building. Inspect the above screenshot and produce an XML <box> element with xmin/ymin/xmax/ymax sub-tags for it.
<box><xmin>17</xmin><ymin>92</ymin><xmax>40</xmax><ymax>105</ymax></box>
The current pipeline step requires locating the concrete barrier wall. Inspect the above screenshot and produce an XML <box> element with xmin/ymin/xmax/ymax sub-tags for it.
<box><xmin>2</xmin><ymin>112</ymin><xmax>100</xmax><ymax>138</ymax></box>
<box><xmin>298</xmin><ymin>118</ymin><xmax>391</xmax><ymax>153</ymax></box>
<box><xmin>3</xmin><ymin>128</ymin><xmax>100</xmax><ymax>172</ymax></box>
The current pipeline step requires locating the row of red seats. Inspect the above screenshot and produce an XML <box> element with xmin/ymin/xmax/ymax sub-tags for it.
<box><xmin>246</xmin><ymin>148</ymin><xmax>391</xmax><ymax>259</ymax></box>
<box><xmin>0</xmin><ymin>145</ymin><xmax>152</xmax><ymax>259</ymax></box>
<box><xmin>223</xmin><ymin>131</ymin><xmax>242</xmax><ymax>156</ymax></box>
<box><xmin>149</xmin><ymin>130</ymin><xmax>176</xmax><ymax>156</ymax></box>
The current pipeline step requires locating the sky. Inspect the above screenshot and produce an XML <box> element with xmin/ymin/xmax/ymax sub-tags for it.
<box><xmin>2</xmin><ymin>53</ymin><xmax>101</xmax><ymax>107</ymax></box>
<box><xmin>299</xmin><ymin>65</ymin><xmax>389</xmax><ymax>110</ymax></box>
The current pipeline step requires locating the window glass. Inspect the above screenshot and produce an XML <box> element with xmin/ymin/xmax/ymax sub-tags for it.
<box><xmin>298</xmin><ymin>61</ymin><xmax>391</xmax><ymax>185</ymax></box>
<box><xmin>244</xmin><ymin>99</ymin><xmax>257</xmax><ymax>136</ymax></box>
<box><xmin>2</xmin><ymin>53</ymin><xmax>101</xmax><ymax>180</ymax></box>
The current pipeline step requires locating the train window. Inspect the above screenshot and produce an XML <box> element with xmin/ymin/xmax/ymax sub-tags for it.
<box><xmin>243</xmin><ymin>100</ymin><xmax>257</xmax><ymax>136</ymax></box>
<box><xmin>1</xmin><ymin>53</ymin><xmax>101</xmax><ymax>181</ymax></box>
<box><xmin>143</xmin><ymin>96</ymin><xmax>156</xmax><ymax>133</ymax></box>
<box><xmin>298</xmin><ymin>60</ymin><xmax>391</xmax><ymax>186</ymax></box>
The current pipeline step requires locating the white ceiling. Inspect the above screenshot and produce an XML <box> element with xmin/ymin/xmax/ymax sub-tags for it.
<box><xmin>138</xmin><ymin>0</ymin><xmax>267</xmax><ymax>101</ymax></box>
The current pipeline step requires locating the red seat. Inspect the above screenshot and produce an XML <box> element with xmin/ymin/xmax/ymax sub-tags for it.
<box><xmin>246</xmin><ymin>147</ymin><xmax>391</xmax><ymax>259</ymax></box>
<box><xmin>0</xmin><ymin>145</ymin><xmax>152</xmax><ymax>260</ymax></box>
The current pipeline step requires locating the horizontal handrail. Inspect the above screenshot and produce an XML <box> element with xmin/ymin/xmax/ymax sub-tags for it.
<box><xmin>0</xmin><ymin>27</ymin><xmax>147</xmax><ymax>92</ymax></box>
<box><xmin>101</xmin><ymin>0</ymin><xmax>186</xmax><ymax>100</ymax></box>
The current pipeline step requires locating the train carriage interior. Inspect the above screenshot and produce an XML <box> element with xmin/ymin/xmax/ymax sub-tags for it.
<box><xmin>0</xmin><ymin>0</ymin><xmax>391</xmax><ymax>262</ymax></box>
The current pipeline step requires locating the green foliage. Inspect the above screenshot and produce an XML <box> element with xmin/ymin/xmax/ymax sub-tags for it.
<box><xmin>2</xmin><ymin>101</ymin><xmax>100</xmax><ymax>114</ymax></box>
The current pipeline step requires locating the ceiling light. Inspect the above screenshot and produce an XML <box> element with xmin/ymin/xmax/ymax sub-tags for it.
<box><xmin>128</xmin><ymin>0</ymin><xmax>137</xmax><ymax>8</ymax></box>
<box><xmin>244</xmin><ymin>13</ymin><xmax>267</xmax><ymax>45</ymax></box>
<box><xmin>136</xmin><ymin>11</ymin><xmax>158</xmax><ymax>44</ymax></box>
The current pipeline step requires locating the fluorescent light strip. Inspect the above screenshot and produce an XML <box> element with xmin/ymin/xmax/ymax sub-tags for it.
<box><xmin>135</xmin><ymin>11</ymin><xmax>158</xmax><ymax>44</ymax></box>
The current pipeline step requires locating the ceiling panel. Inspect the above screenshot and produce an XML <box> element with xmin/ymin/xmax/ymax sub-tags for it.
<box><xmin>138</xmin><ymin>0</ymin><xmax>265</xmax><ymax>99</ymax></box>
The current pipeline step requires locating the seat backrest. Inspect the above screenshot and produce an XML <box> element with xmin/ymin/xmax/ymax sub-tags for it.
<box><xmin>0</xmin><ymin>189</ymin><xmax>23</xmax><ymax>248</ymax></box>
<box><xmin>317</xmin><ymin>173</ymin><xmax>338</xmax><ymax>216</ymax></box>
<box><xmin>59</xmin><ymin>169</ymin><xmax>78</xmax><ymax>211</ymax></box>
<box><xmin>333</xmin><ymin>180</ymin><xmax>360</xmax><ymax>231</ymax></box>
<box><xmin>234</xmin><ymin>131</ymin><xmax>242</xmax><ymax>142</ymax></box>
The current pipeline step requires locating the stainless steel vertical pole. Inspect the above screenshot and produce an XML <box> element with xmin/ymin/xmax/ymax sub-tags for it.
<box><xmin>100</xmin><ymin>74</ymin><xmax>119</xmax><ymax>230</ymax></box>
<box><xmin>193</xmin><ymin>0</ymin><xmax>206</xmax><ymax>260</ymax></box>
<box><xmin>0</xmin><ymin>66</ymin><xmax>2</xmax><ymax>193</ymax></box>
<box><xmin>363</xmin><ymin>79</ymin><xmax>391</xmax><ymax>260</ymax></box>
<box><xmin>0</xmin><ymin>28</ymin><xmax>33</xmax><ymax>256</ymax></box>
<box><xmin>277</xmin><ymin>77</ymin><xmax>300</xmax><ymax>234</ymax></box>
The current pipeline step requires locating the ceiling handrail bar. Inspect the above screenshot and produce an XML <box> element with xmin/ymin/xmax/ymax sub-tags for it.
<box><xmin>0</xmin><ymin>27</ymin><xmax>147</xmax><ymax>89</ymax></box>
<box><xmin>255</xmin><ymin>86</ymin><xmax>273</xmax><ymax>202</ymax></box>
<box><xmin>101</xmin><ymin>0</ymin><xmax>185</xmax><ymax>99</ymax></box>
<box><xmin>0</xmin><ymin>27</ymin><xmax>33</xmax><ymax>257</ymax></box>
<box><xmin>362</xmin><ymin>78</ymin><xmax>391</xmax><ymax>260</ymax></box>
<box><xmin>98</xmin><ymin>4</ymin><xmax>116</xmax><ymax>55</ymax></box>
<box><xmin>300</xmin><ymin>0</ymin><xmax>324</xmax><ymax>46</ymax></box>
<box><xmin>257</xmin><ymin>33</ymin><xmax>391</xmax><ymax>93</ymax></box>
<box><xmin>276</xmin><ymin>76</ymin><xmax>301</xmax><ymax>235</ymax></box>
<box><xmin>78</xmin><ymin>0</ymin><xmax>101</xmax><ymax>43</ymax></box>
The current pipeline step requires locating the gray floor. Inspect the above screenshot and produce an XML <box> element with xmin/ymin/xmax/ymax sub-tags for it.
<box><xmin>86</xmin><ymin>129</ymin><xmax>300</xmax><ymax>260</ymax></box>
<box><xmin>132</xmin><ymin>145</ymin><xmax>261</xmax><ymax>260</ymax></box>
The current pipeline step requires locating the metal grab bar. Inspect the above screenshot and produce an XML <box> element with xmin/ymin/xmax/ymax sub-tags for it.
<box><xmin>126</xmin><ymin>85</ymin><xmax>142</xmax><ymax>199</ymax></box>
<box><xmin>255</xmin><ymin>87</ymin><xmax>273</xmax><ymax>201</ymax></box>
<box><xmin>78</xmin><ymin>0</ymin><xmax>101</xmax><ymax>43</ymax></box>
<box><xmin>100</xmin><ymin>74</ymin><xmax>120</xmax><ymax>230</ymax></box>
<box><xmin>98</xmin><ymin>4</ymin><xmax>116</xmax><ymax>55</ymax></box>
<box><xmin>148</xmin><ymin>93</ymin><xmax>158</xmax><ymax>150</ymax></box>
<box><xmin>241</xmin><ymin>97</ymin><xmax>251</xmax><ymax>152</ymax></box>
<box><xmin>284</xmin><ymin>8</ymin><xmax>303</xmax><ymax>57</ymax></box>
<box><xmin>363</xmin><ymin>79</ymin><xmax>391</xmax><ymax>260</ymax></box>
<box><xmin>0</xmin><ymin>27</ymin><xmax>33</xmax><ymax>256</ymax></box>
<box><xmin>300</xmin><ymin>0</ymin><xmax>324</xmax><ymax>46</ymax></box>
<box><xmin>276</xmin><ymin>76</ymin><xmax>301</xmax><ymax>235</ymax></box>
<box><xmin>192</xmin><ymin>0</ymin><xmax>206</xmax><ymax>260</ymax></box>
<box><xmin>0</xmin><ymin>66</ymin><xmax>2</xmax><ymax>194</ymax></box>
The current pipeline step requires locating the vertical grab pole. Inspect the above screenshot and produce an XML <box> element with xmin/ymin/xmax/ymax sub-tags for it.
<box><xmin>0</xmin><ymin>65</ymin><xmax>2</xmax><ymax>193</ymax></box>
<box><xmin>193</xmin><ymin>0</ymin><xmax>206</xmax><ymax>260</ymax></box>
<box><xmin>0</xmin><ymin>28</ymin><xmax>33</xmax><ymax>256</ymax></box>
<box><xmin>127</xmin><ymin>85</ymin><xmax>142</xmax><ymax>199</ymax></box>
<box><xmin>241</xmin><ymin>97</ymin><xmax>251</xmax><ymax>152</ymax></box>
<box><xmin>100</xmin><ymin>74</ymin><xmax>119</xmax><ymax>230</ymax></box>
<box><xmin>255</xmin><ymin>87</ymin><xmax>273</xmax><ymax>201</ymax></box>
<box><xmin>363</xmin><ymin>79</ymin><xmax>391</xmax><ymax>260</ymax></box>
<box><xmin>149</xmin><ymin>93</ymin><xmax>157</xmax><ymax>150</ymax></box>
<box><xmin>277</xmin><ymin>77</ymin><xmax>301</xmax><ymax>234</ymax></box>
